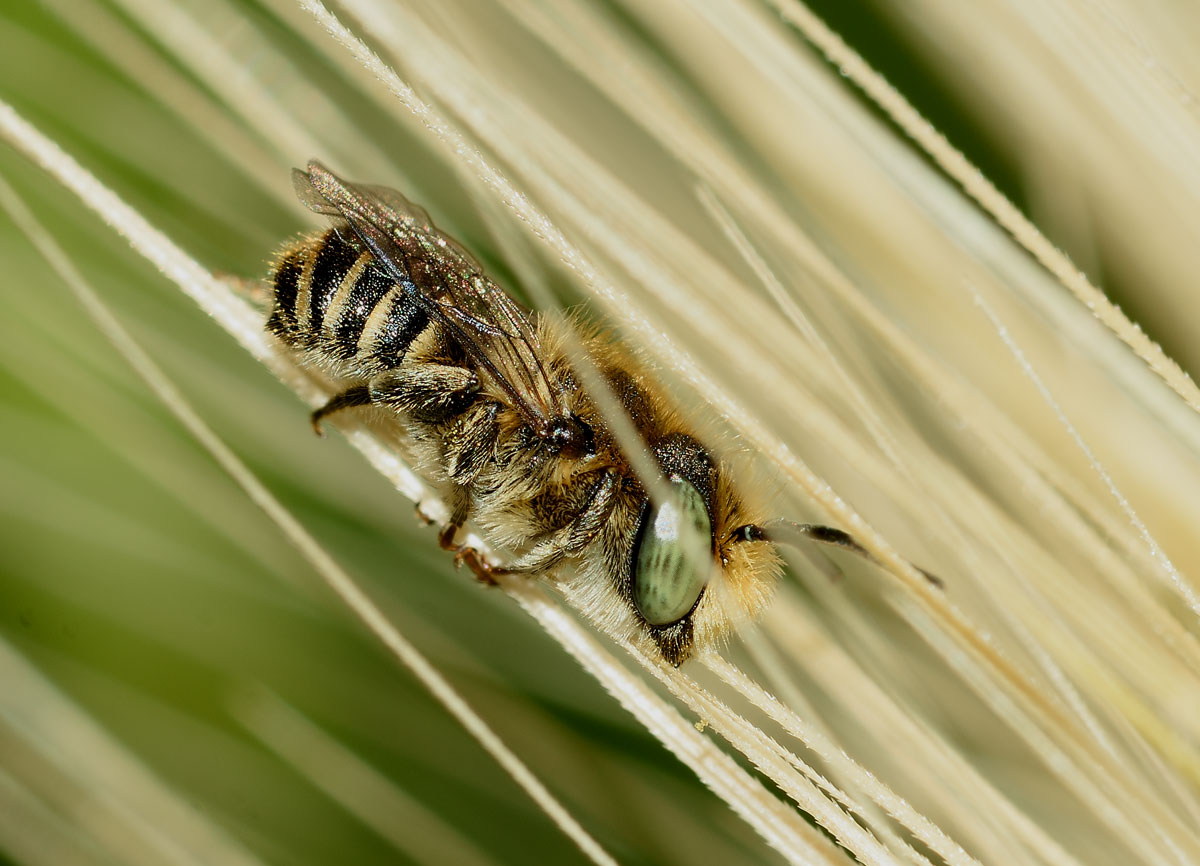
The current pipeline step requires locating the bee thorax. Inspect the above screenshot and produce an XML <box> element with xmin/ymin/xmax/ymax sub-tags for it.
<box><xmin>545</xmin><ymin>415</ymin><xmax>595</xmax><ymax>459</ymax></box>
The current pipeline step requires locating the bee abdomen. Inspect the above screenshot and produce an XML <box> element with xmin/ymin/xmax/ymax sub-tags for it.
<box><xmin>348</xmin><ymin>274</ymin><xmax>430</xmax><ymax>370</ymax></box>
<box><xmin>265</xmin><ymin>243</ymin><xmax>305</xmax><ymax>342</ymax></box>
<box><xmin>268</xmin><ymin>228</ymin><xmax>430</xmax><ymax>371</ymax></box>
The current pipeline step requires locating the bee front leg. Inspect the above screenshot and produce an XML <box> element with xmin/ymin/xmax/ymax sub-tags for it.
<box><xmin>437</xmin><ymin>472</ymin><xmax>618</xmax><ymax>585</ymax></box>
<box><xmin>504</xmin><ymin>471</ymin><xmax>620</xmax><ymax>575</ymax></box>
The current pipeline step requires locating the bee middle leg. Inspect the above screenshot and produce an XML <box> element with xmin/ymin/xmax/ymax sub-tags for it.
<box><xmin>367</xmin><ymin>363</ymin><xmax>479</xmax><ymax>424</ymax></box>
<box><xmin>310</xmin><ymin>363</ymin><xmax>480</xmax><ymax>434</ymax></box>
<box><xmin>437</xmin><ymin>522</ymin><xmax>508</xmax><ymax>586</ymax></box>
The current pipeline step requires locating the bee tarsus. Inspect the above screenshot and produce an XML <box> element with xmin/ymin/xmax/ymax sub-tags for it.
<box><xmin>437</xmin><ymin>524</ymin><xmax>506</xmax><ymax>586</ymax></box>
<box><xmin>311</xmin><ymin>384</ymin><xmax>374</xmax><ymax>436</ymax></box>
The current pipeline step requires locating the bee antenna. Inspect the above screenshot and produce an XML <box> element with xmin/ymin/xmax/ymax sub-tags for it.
<box><xmin>730</xmin><ymin>519</ymin><xmax>943</xmax><ymax>589</ymax></box>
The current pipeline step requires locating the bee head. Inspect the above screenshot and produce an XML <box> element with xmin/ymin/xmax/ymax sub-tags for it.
<box><xmin>623</xmin><ymin>487</ymin><xmax>942</xmax><ymax>664</ymax></box>
<box><xmin>621</xmin><ymin>434</ymin><xmax>780</xmax><ymax>666</ymax></box>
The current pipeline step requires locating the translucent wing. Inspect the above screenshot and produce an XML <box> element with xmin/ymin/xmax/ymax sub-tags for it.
<box><xmin>294</xmin><ymin>161</ymin><xmax>564</xmax><ymax>435</ymax></box>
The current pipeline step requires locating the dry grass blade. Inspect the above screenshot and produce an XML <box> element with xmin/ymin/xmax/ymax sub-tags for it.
<box><xmin>4</xmin><ymin>1</ymin><xmax>1200</xmax><ymax>864</ymax></box>
<box><xmin>764</xmin><ymin>0</ymin><xmax>1200</xmax><ymax>421</ymax></box>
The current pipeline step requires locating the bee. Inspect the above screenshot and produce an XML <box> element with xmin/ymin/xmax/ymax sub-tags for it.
<box><xmin>266</xmin><ymin>161</ymin><xmax>938</xmax><ymax>666</ymax></box>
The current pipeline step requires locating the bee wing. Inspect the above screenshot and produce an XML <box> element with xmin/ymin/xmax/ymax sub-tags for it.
<box><xmin>294</xmin><ymin>161</ymin><xmax>563</xmax><ymax>435</ymax></box>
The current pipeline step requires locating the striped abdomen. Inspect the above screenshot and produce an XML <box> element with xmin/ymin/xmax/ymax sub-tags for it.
<box><xmin>267</xmin><ymin>227</ymin><xmax>430</xmax><ymax>374</ymax></box>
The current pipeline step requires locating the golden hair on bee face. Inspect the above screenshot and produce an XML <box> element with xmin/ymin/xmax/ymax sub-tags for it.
<box><xmin>265</xmin><ymin>161</ymin><xmax>937</xmax><ymax>667</ymax></box>
<box><xmin>526</xmin><ymin>322</ymin><xmax>785</xmax><ymax>664</ymax></box>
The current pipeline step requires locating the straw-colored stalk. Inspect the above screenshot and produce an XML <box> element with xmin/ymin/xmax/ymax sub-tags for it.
<box><xmin>1</xmin><ymin>1</ymin><xmax>1199</xmax><ymax>865</ymax></box>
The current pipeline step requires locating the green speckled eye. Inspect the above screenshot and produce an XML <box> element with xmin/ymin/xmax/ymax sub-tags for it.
<box><xmin>633</xmin><ymin>476</ymin><xmax>713</xmax><ymax>626</ymax></box>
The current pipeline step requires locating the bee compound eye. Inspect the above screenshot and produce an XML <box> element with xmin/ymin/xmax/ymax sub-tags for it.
<box><xmin>632</xmin><ymin>477</ymin><xmax>713</xmax><ymax>626</ymax></box>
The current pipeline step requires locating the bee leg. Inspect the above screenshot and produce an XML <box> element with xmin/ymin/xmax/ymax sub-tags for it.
<box><xmin>436</xmin><ymin>524</ymin><xmax>508</xmax><ymax>586</ymax></box>
<box><xmin>366</xmin><ymin>364</ymin><xmax>479</xmax><ymax>425</ymax></box>
<box><xmin>310</xmin><ymin>385</ymin><xmax>373</xmax><ymax>436</ymax></box>
<box><xmin>437</xmin><ymin>524</ymin><xmax>458</xmax><ymax>550</ymax></box>
<box><xmin>454</xmin><ymin>547</ymin><xmax>509</xmax><ymax>587</ymax></box>
<box><xmin>445</xmin><ymin>403</ymin><xmax>500</xmax><ymax>485</ymax></box>
<box><xmin>432</xmin><ymin>472</ymin><xmax>619</xmax><ymax>584</ymax></box>
<box><xmin>505</xmin><ymin>471</ymin><xmax>619</xmax><ymax>574</ymax></box>
<box><xmin>312</xmin><ymin>364</ymin><xmax>479</xmax><ymax>436</ymax></box>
